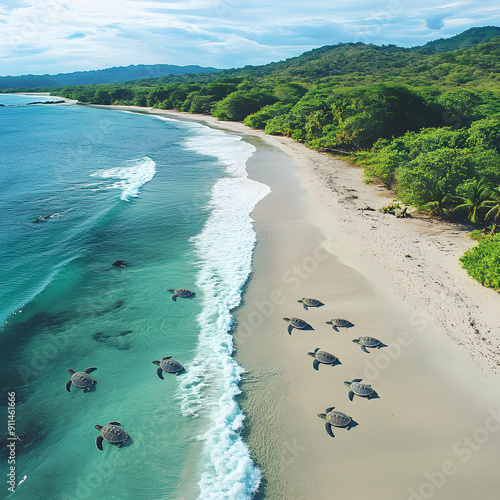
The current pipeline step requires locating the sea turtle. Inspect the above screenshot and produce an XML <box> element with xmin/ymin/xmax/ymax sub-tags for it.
<box><xmin>344</xmin><ymin>378</ymin><xmax>376</xmax><ymax>401</ymax></box>
<box><xmin>297</xmin><ymin>298</ymin><xmax>323</xmax><ymax>311</ymax></box>
<box><xmin>325</xmin><ymin>318</ymin><xmax>353</xmax><ymax>331</ymax></box>
<box><xmin>95</xmin><ymin>422</ymin><xmax>129</xmax><ymax>451</ymax></box>
<box><xmin>65</xmin><ymin>367</ymin><xmax>97</xmax><ymax>393</ymax></box>
<box><xmin>283</xmin><ymin>317</ymin><xmax>310</xmax><ymax>335</ymax></box>
<box><xmin>352</xmin><ymin>336</ymin><xmax>382</xmax><ymax>353</ymax></box>
<box><xmin>167</xmin><ymin>288</ymin><xmax>196</xmax><ymax>301</ymax></box>
<box><xmin>307</xmin><ymin>348</ymin><xmax>338</xmax><ymax>371</ymax></box>
<box><xmin>112</xmin><ymin>260</ymin><xmax>126</xmax><ymax>267</ymax></box>
<box><xmin>317</xmin><ymin>407</ymin><xmax>352</xmax><ymax>437</ymax></box>
<box><xmin>152</xmin><ymin>356</ymin><xmax>185</xmax><ymax>378</ymax></box>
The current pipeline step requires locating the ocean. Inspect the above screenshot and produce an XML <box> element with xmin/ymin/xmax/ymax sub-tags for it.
<box><xmin>0</xmin><ymin>95</ymin><xmax>268</xmax><ymax>499</ymax></box>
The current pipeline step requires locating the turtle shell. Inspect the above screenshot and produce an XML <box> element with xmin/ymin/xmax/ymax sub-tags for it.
<box><xmin>175</xmin><ymin>289</ymin><xmax>194</xmax><ymax>297</ymax></box>
<box><xmin>328</xmin><ymin>318</ymin><xmax>351</xmax><ymax>327</ymax></box>
<box><xmin>101</xmin><ymin>425</ymin><xmax>128</xmax><ymax>444</ymax></box>
<box><xmin>350</xmin><ymin>382</ymin><xmax>374</xmax><ymax>397</ymax></box>
<box><xmin>290</xmin><ymin>317</ymin><xmax>308</xmax><ymax>329</ymax></box>
<box><xmin>71</xmin><ymin>372</ymin><xmax>94</xmax><ymax>389</ymax></box>
<box><xmin>359</xmin><ymin>336</ymin><xmax>381</xmax><ymax>347</ymax></box>
<box><xmin>160</xmin><ymin>358</ymin><xmax>184</xmax><ymax>373</ymax></box>
<box><xmin>316</xmin><ymin>350</ymin><xmax>337</xmax><ymax>364</ymax></box>
<box><xmin>326</xmin><ymin>410</ymin><xmax>352</xmax><ymax>428</ymax></box>
<box><xmin>302</xmin><ymin>298</ymin><xmax>322</xmax><ymax>307</ymax></box>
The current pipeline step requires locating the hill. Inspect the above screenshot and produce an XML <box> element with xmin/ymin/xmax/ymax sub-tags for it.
<box><xmin>0</xmin><ymin>64</ymin><xmax>219</xmax><ymax>89</ymax></box>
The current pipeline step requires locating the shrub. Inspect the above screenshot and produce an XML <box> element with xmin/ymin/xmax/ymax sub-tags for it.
<box><xmin>459</xmin><ymin>234</ymin><xmax>500</xmax><ymax>289</ymax></box>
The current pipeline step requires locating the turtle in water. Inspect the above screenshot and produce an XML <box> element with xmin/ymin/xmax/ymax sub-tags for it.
<box><xmin>297</xmin><ymin>298</ymin><xmax>323</xmax><ymax>311</ymax></box>
<box><xmin>112</xmin><ymin>260</ymin><xmax>126</xmax><ymax>267</ymax></box>
<box><xmin>167</xmin><ymin>288</ymin><xmax>196</xmax><ymax>301</ymax></box>
<box><xmin>283</xmin><ymin>317</ymin><xmax>310</xmax><ymax>335</ymax></box>
<box><xmin>352</xmin><ymin>336</ymin><xmax>382</xmax><ymax>353</ymax></box>
<box><xmin>152</xmin><ymin>356</ymin><xmax>185</xmax><ymax>378</ymax></box>
<box><xmin>95</xmin><ymin>421</ymin><xmax>129</xmax><ymax>451</ymax></box>
<box><xmin>307</xmin><ymin>348</ymin><xmax>338</xmax><ymax>371</ymax></box>
<box><xmin>325</xmin><ymin>318</ymin><xmax>353</xmax><ymax>331</ymax></box>
<box><xmin>344</xmin><ymin>378</ymin><xmax>376</xmax><ymax>401</ymax></box>
<box><xmin>65</xmin><ymin>367</ymin><xmax>97</xmax><ymax>392</ymax></box>
<box><xmin>317</xmin><ymin>407</ymin><xmax>352</xmax><ymax>437</ymax></box>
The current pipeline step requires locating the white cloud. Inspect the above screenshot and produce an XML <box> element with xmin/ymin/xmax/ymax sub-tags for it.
<box><xmin>0</xmin><ymin>0</ymin><xmax>498</xmax><ymax>75</ymax></box>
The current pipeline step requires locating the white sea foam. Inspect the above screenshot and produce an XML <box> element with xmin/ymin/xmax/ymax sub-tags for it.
<box><xmin>175</xmin><ymin>124</ymin><xmax>269</xmax><ymax>499</ymax></box>
<box><xmin>89</xmin><ymin>156</ymin><xmax>156</xmax><ymax>201</ymax></box>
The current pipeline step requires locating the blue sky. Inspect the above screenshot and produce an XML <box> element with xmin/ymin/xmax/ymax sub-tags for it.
<box><xmin>0</xmin><ymin>0</ymin><xmax>499</xmax><ymax>76</ymax></box>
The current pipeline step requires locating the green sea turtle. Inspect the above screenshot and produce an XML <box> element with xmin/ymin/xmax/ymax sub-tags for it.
<box><xmin>297</xmin><ymin>298</ymin><xmax>323</xmax><ymax>310</ymax></box>
<box><xmin>65</xmin><ymin>367</ymin><xmax>97</xmax><ymax>393</ymax></box>
<box><xmin>325</xmin><ymin>318</ymin><xmax>353</xmax><ymax>331</ymax></box>
<box><xmin>152</xmin><ymin>356</ymin><xmax>185</xmax><ymax>378</ymax></box>
<box><xmin>95</xmin><ymin>422</ymin><xmax>129</xmax><ymax>451</ymax></box>
<box><xmin>283</xmin><ymin>317</ymin><xmax>310</xmax><ymax>335</ymax></box>
<box><xmin>344</xmin><ymin>378</ymin><xmax>376</xmax><ymax>401</ymax></box>
<box><xmin>167</xmin><ymin>288</ymin><xmax>196</xmax><ymax>301</ymax></box>
<box><xmin>317</xmin><ymin>407</ymin><xmax>352</xmax><ymax>437</ymax></box>
<box><xmin>352</xmin><ymin>336</ymin><xmax>382</xmax><ymax>353</ymax></box>
<box><xmin>307</xmin><ymin>348</ymin><xmax>338</xmax><ymax>371</ymax></box>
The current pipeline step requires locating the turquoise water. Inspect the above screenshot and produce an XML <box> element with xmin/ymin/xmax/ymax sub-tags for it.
<box><xmin>0</xmin><ymin>95</ymin><xmax>267</xmax><ymax>499</ymax></box>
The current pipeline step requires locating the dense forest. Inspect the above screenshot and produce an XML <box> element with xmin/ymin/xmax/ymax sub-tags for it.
<box><xmin>4</xmin><ymin>26</ymin><xmax>500</xmax><ymax>287</ymax></box>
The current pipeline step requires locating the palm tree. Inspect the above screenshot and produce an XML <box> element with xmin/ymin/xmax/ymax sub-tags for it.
<box><xmin>418</xmin><ymin>182</ymin><xmax>454</xmax><ymax>217</ymax></box>
<box><xmin>451</xmin><ymin>178</ymin><xmax>494</xmax><ymax>223</ymax></box>
<box><xmin>484</xmin><ymin>187</ymin><xmax>500</xmax><ymax>225</ymax></box>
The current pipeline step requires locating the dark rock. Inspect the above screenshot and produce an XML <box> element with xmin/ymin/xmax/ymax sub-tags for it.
<box><xmin>112</xmin><ymin>260</ymin><xmax>126</xmax><ymax>267</ymax></box>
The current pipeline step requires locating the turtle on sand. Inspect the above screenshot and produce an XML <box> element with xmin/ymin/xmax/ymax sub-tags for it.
<box><xmin>65</xmin><ymin>367</ymin><xmax>97</xmax><ymax>393</ymax></box>
<box><xmin>344</xmin><ymin>378</ymin><xmax>376</xmax><ymax>401</ymax></box>
<box><xmin>152</xmin><ymin>356</ymin><xmax>185</xmax><ymax>378</ymax></box>
<box><xmin>325</xmin><ymin>318</ymin><xmax>353</xmax><ymax>331</ymax></box>
<box><xmin>317</xmin><ymin>407</ymin><xmax>352</xmax><ymax>437</ymax></box>
<box><xmin>297</xmin><ymin>298</ymin><xmax>323</xmax><ymax>311</ymax></box>
<box><xmin>283</xmin><ymin>317</ymin><xmax>310</xmax><ymax>335</ymax></box>
<box><xmin>352</xmin><ymin>336</ymin><xmax>382</xmax><ymax>353</ymax></box>
<box><xmin>95</xmin><ymin>422</ymin><xmax>129</xmax><ymax>451</ymax></box>
<box><xmin>167</xmin><ymin>288</ymin><xmax>196</xmax><ymax>301</ymax></box>
<box><xmin>307</xmin><ymin>348</ymin><xmax>338</xmax><ymax>371</ymax></box>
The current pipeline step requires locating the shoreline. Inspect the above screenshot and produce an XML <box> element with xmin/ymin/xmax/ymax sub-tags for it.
<box><xmin>85</xmin><ymin>104</ymin><xmax>500</xmax><ymax>498</ymax></box>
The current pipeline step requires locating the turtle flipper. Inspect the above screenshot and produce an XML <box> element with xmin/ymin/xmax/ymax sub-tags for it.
<box><xmin>348</xmin><ymin>390</ymin><xmax>355</xmax><ymax>402</ymax></box>
<box><xmin>65</xmin><ymin>380</ymin><xmax>72</xmax><ymax>392</ymax></box>
<box><xmin>352</xmin><ymin>378</ymin><xmax>363</xmax><ymax>383</ymax></box>
<box><xmin>171</xmin><ymin>294</ymin><xmax>177</xmax><ymax>302</ymax></box>
<box><xmin>108</xmin><ymin>421</ymin><xmax>121</xmax><ymax>425</ymax></box>
<box><xmin>325</xmin><ymin>406</ymin><xmax>335</xmax><ymax>413</ymax></box>
<box><xmin>302</xmin><ymin>304</ymin><xmax>308</xmax><ymax>311</ymax></box>
<box><xmin>161</xmin><ymin>356</ymin><xmax>172</xmax><ymax>361</ymax></box>
<box><xmin>156</xmin><ymin>367</ymin><xmax>164</xmax><ymax>380</ymax></box>
<box><xmin>313</xmin><ymin>360</ymin><xmax>320</xmax><ymax>371</ymax></box>
<box><xmin>84</xmin><ymin>367</ymin><xmax>97</xmax><ymax>374</ymax></box>
<box><xmin>96</xmin><ymin>435</ymin><xmax>104</xmax><ymax>451</ymax></box>
<box><xmin>287</xmin><ymin>324</ymin><xmax>293</xmax><ymax>335</ymax></box>
<box><xmin>360</xmin><ymin>345</ymin><xmax>369</xmax><ymax>354</ymax></box>
<box><xmin>325</xmin><ymin>423</ymin><xmax>335</xmax><ymax>438</ymax></box>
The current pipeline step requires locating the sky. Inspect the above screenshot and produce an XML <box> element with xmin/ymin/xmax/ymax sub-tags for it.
<box><xmin>0</xmin><ymin>0</ymin><xmax>499</xmax><ymax>76</ymax></box>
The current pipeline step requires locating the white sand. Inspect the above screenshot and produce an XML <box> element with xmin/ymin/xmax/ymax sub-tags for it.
<box><xmin>89</xmin><ymin>105</ymin><xmax>500</xmax><ymax>499</ymax></box>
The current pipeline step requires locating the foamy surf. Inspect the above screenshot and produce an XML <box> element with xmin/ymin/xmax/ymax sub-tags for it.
<box><xmin>89</xmin><ymin>156</ymin><xmax>156</xmax><ymax>200</ymax></box>
<box><xmin>176</xmin><ymin>125</ymin><xmax>269</xmax><ymax>499</ymax></box>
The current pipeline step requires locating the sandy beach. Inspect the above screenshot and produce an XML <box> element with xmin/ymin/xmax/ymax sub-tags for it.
<box><xmin>88</xmin><ymin>104</ymin><xmax>500</xmax><ymax>499</ymax></box>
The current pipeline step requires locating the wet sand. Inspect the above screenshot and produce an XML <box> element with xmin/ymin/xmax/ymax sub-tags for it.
<box><xmin>87</xmin><ymin>105</ymin><xmax>500</xmax><ymax>499</ymax></box>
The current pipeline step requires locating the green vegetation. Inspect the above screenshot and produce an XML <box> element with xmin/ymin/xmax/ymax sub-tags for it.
<box><xmin>460</xmin><ymin>234</ymin><xmax>500</xmax><ymax>290</ymax></box>
<box><xmin>3</xmin><ymin>26</ymin><xmax>498</xmax><ymax>289</ymax></box>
